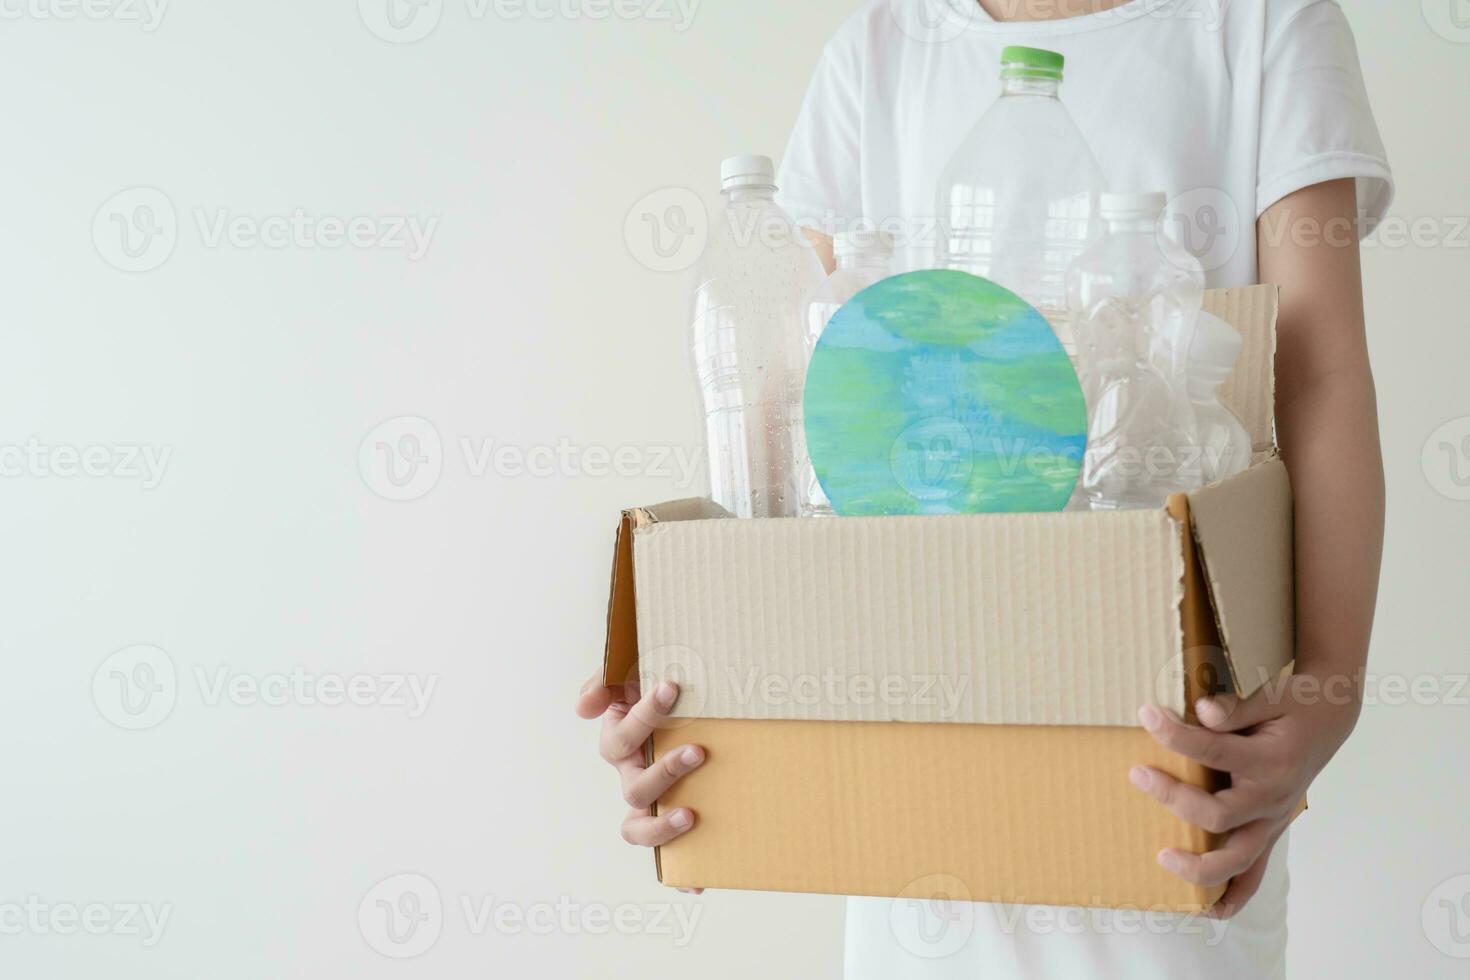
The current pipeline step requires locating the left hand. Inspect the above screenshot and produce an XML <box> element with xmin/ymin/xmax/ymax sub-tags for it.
<box><xmin>1130</xmin><ymin>673</ymin><xmax>1360</xmax><ymax>918</ymax></box>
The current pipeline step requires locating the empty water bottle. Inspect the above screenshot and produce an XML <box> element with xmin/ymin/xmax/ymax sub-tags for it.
<box><xmin>804</xmin><ymin>227</ymin><xmax>894</xmax><ymax>352</ymax></box>
<box><xmin>935</xmin><ymin>45</ymin><xmax>1107</xmax><ymax>355</ymax></box>
<box><xmin>690</xmin><ymin>155</ymin><xmax>826</xmax><ymax>518</ymax></box>
<box><xmin>1186</xmin><ymin>312</ymin><xmax>1252</xmax><ymax>485</ymax></box>
<box><xmin>1067</xmin><ymin>192</ymin><xmax>1205</xmax><ymax>510</ymax></box>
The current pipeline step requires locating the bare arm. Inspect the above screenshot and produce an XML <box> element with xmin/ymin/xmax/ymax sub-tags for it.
<box><xmin>803</xmin><ymin>227</ymin><xmax>836</xmax><ymax>275</ymax></box>
<box><xmin>1262</xmin><ymin>177</ymin><xmax>1384</xmax><ymax>704</ymax></box>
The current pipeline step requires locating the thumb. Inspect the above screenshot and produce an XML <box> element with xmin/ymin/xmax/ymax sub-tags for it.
<box><xmin>1194</xmin><ymin>688</ymin><xmax>1284</xmax><ymax>732</ymax></box>
<box><xmin>576</xmin><ymin>672</ymin><xmax>615</xmax><ymax>719</ymax></box>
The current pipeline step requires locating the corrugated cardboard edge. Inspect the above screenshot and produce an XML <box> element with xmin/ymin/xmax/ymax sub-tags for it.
<box><xmin>602</xmin><ymin>512</ymin><xmax>639</xmax><ymax>692</ymax></box>
<box><xmin>1186</xmin><ymin>459</ymin><xmax>1296</xmax><ymax>698</ymax></box>
<box><xmin>1167</xmin><ymin>491</ymin><xmax>1229</xmax><ymax>909</ymax></box>
<box><xmin>1201</xmin><ymin>285</ymin><xmax>1279</xmax><ymax>454</ymax></box>
<box><xmin>603</xmin><ymin>498</ymin><xmax>731</xmax><ymax>692</ymax></box>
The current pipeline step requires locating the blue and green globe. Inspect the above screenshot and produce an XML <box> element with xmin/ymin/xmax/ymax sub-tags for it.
<box><xmin>804</xmin><ymin>269</ymin><xmax>1086</xmax><ymax>516</ymax></box>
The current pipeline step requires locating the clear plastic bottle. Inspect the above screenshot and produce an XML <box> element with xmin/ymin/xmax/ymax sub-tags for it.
<box><xmin>1067</xmin><ymin>191</ymin><xmax>1205</xmax><ymax>510</ymax></box>
<box><xmin>935</xmin><ymin>45</ymin><xmax>1107</xmax><ymax>355</ymax></box>
<box><xmin>804</xmin><ymin>226</ymin><xmax>894</xmax><ymax>352</ymax></box>
<box><xmin>1186</xmin><ymin>312</ymin><xmax>1252</xmax><ymax>486</ymax></box>
<box><xmin>690</xmin><ymin>155</ymin><xmax>826</xmax><ymax>518</ymax></box>
<box><xmin>800</xmin><ymin>227</ymin><xmax>894</xmax><ymax>516</ymax></box>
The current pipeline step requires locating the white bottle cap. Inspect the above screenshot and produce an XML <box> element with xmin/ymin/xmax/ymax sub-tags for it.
<box><xmin>720</xmin><ymin>154</ymin><xmax>776</xmax><ymax>191</ymax></box>
<box><xmin>1100</xmin><ymin>191</ymin><xmax>1168</xmax><ymax>220</ymax></box>
<box><xmin>833</xmin><ymin>225</ymin><xmax>894</xmax><ymax>258</ymax></box>
<box><xmin>1188</xmin><ymin>311</ymin><xmax>1244</xmax><ymax>375</ymax></box>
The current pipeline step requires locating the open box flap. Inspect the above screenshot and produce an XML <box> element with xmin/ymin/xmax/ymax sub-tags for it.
<box><xmin>635</xmin><ymin>498</ymin><xmax>732</xmax><ymax>524</ymax></box>
<box><xmin>1186</xmin><ymin>458</ymin><xmax>1296</xmax><ymax>697</ymax></box>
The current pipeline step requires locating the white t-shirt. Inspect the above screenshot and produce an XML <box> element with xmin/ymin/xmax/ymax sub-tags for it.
<box><xmin>777</xmin><ymin>0</ymin><xmax>1393</xmax><ymax>288</ymax></box>
<box><xmin>774</xmin><ymin>1</ymin><xmax>1392</xmax><ymax>977</ymax></box>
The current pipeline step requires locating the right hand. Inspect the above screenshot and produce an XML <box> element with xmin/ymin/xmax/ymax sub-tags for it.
<box><xmin>577</xmin><ymin>674</ymin><xmax>706</xmax><ymax>891</ymax></box>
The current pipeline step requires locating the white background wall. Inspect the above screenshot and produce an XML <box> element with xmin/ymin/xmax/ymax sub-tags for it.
<box><xmin>0</xmin><ymin>1</ymin><xmax>1465</xmax><ymax>977</ymax></box>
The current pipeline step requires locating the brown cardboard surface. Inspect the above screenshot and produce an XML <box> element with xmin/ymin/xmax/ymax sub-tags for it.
<box><xmin>1187</xmin><ymin>459</ymin><xmax>1296</xmax><ymax>697</ymax></box>
<box><xmin>602</xmin><ymin>511</ymin><xmax>640</xmax><ymax>690</ymax></box>
<box><xmin>650</xmin><ymin>719</ymin><xmax>1219</xmax><ymax>911</ymax></box>
<box><xmin>633</xmin><ymin>509</ymin><xmax>1188</xmax><ymax>725</ymax></box>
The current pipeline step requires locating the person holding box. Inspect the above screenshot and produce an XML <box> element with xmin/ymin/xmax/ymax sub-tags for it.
<box><xmin>580</xmin><ymin>1</ymin><xmax>1391</xmax><ymax>976</ymax></box>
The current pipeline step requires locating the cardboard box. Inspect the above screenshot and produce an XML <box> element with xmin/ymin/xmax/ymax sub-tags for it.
<box><xmin>601</xmin><ymin>285</ymin><xmax>1294</xmax><ymax>912</ymax></box>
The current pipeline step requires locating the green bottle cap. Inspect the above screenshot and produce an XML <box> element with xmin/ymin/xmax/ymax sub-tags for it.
<box><xmin>1000</xmin><ymin>45</ymin><xmax>1065</xmax><ymax>81</ymax></box>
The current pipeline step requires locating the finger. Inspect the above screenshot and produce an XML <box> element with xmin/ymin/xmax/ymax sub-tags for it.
<box><xmin>676</xmin><ymin>888</ymin><xmax>705</xmax><ymax>895</ymax></box>
<box><xmin>577</xmin><ymin>673</ymin><xmax>616</xmax><ymax>719</ymax></box>
<box><xmin>1138</xmin><ymin>705</ymin><xmax>1256</xmax><ymax>772</ymax></box>
<box><xmin>1157</xmin><ymin>819</ymin><xmax>1273</xmax><ymax>888</ymax></box>
<box><xmin>1194</xmin><ymin>690</ymin><xmax>1285</xmax><ymax>733</ymax></box>
<box><xmin>620</xmin><ymin>807</ymin><xmax>696</xmax><ymax>847</ymax></box>
<box><xmin>1205</xmin><ymin>847</ymin><xmax>1269</xmax><ymax>919</ymax></box>
<box><xmin>1128</xmin><ymin>766</ymin><xmax>1268</xmax><ymax>834</ymax></box>
<box><xmin>600</xmin><ymin>682</ymin><xmax>680</xmax><ymax>762</ymax></box>
<box><xmin>621</xmin><ymin>744</ymin><xmax>705</xmax><ymax>809</ymax></box>
<box><xmin>1206</xmin><ymin>830</ymin><xmax>1284</xmax><ymax>919</ymax></box>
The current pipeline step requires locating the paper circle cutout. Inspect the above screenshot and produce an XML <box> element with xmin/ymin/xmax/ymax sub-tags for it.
<box><xmin>804</xmin><ymin>269</ymin><xmax>1086</xmax><ymax>515</ymax></box>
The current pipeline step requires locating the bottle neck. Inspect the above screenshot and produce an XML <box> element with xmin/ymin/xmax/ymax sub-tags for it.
<box><xmin>999</xmin><ymin>76</ymin><xmax>1060</xmax><ymax>98</ymax></box>
<box><xmin>724</xmin><ymin>185</ymin><xmax>776</xmax><ymax>205</ymax></box>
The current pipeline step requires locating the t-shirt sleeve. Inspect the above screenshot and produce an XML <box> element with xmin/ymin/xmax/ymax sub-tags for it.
<box><xmin>1257</xmin><ymin>0</ymin><xmax>1394</xmax><ymax>235</ymax></box>
<box><xmin>775</xmin><ymin>32</ymin><xmax>865</xmax><ymax>235</ymax></box>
